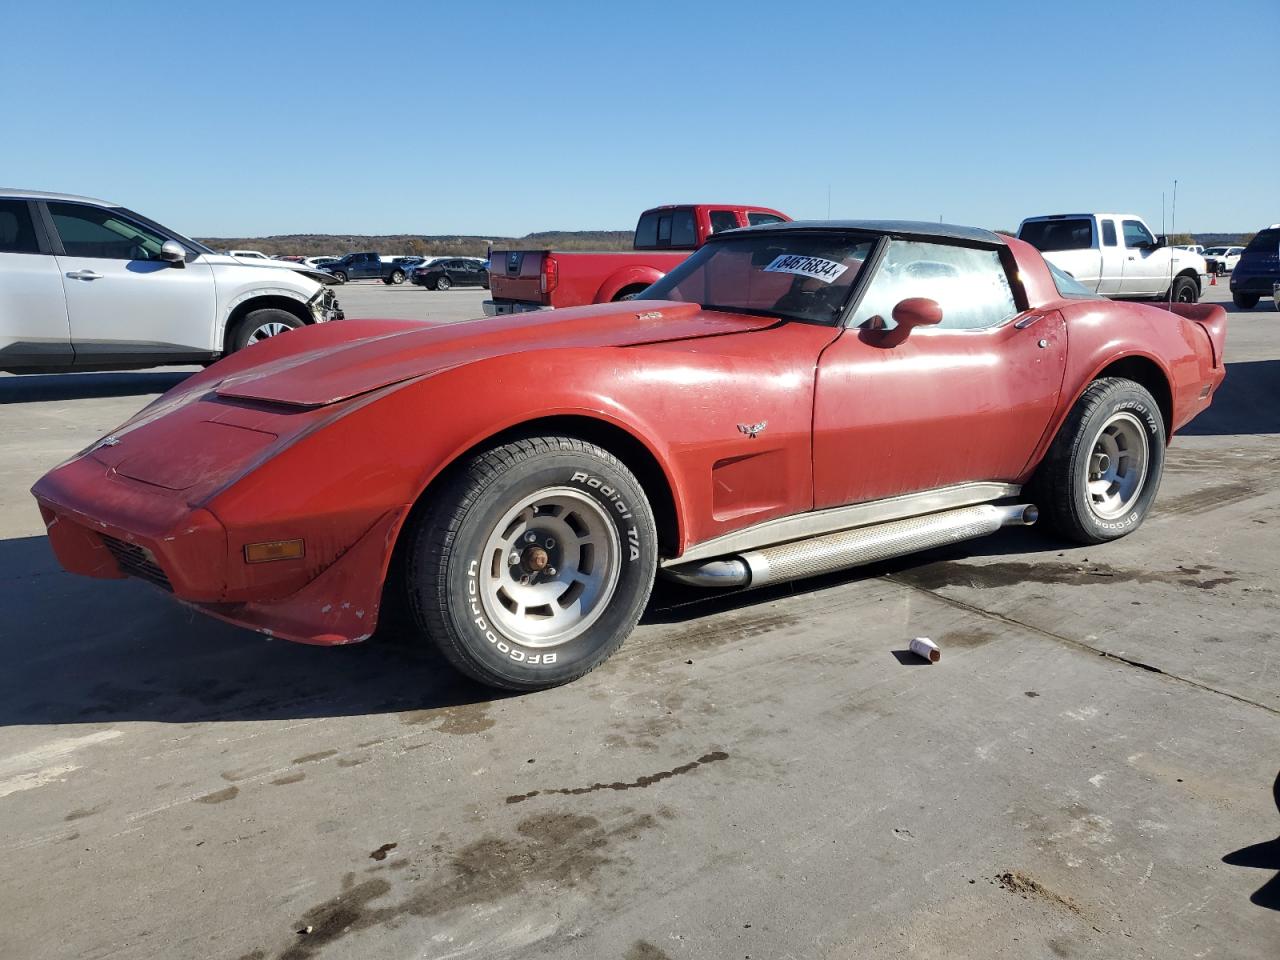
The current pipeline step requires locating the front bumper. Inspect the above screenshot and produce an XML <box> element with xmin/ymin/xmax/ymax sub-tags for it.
<box><xmin>310</xmin><ymin>287</ymin><xmax>344</xmax><ymax>322</ymax></box>
<box><xmin>34</xmin><ymin>463</ymin><xmax>402</xmax><ymax>646</ymax></box>
<box><xmin>483</xmin><ymin>299</ymin><xmax>547</xmax><ymax>317</ymax></box>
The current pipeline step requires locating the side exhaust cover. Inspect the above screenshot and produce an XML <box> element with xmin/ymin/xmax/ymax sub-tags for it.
<box><xmin>664</xmin><ymin>503</ymin><xmax>1038</xmax><ymax>589</ymax></box>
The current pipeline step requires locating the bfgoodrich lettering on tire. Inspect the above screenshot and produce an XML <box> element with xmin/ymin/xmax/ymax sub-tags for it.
<box><xmin>1035</xmin><ymin>377</ymin><xmax>1165</xmax><ymax>545</ymax></box>
<box><xmin>407</xmin><ymin>436</ymin><xmax>657</xmax><ymax>690</ymax></box>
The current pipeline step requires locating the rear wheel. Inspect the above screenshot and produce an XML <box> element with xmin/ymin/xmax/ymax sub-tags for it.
<box><xmin>435</xmin><ymin>275</ymin><xmax>452</xmax><ymax>291</ymax></box>
<box><xmin>1233</xmin><ymin>292</ymin><xmax>1259</xmax><ymax>309</ymax></box>
<box><xmin>1034</xmin><ymin>378</ymin><xmax>1165</xmax><ymax>544</ymax></box>
<box><xmin>406</xmin><ymin>436</ymin><xmax>657</xmax><ymax>690</ymax></box>
<box><xmin>614</xmin><ymin>285</ymin><xmax>648</xmax><ymax>301</ymax></box>
<box><xmin>1170</xmin><ymin>275</ymin><xmax>1198</xmax><ymax>303</ymax></box>
<box><xmin>229</xmin><ymin>308</ymin><xmax>305</xmax><ymax>353</ymax></box>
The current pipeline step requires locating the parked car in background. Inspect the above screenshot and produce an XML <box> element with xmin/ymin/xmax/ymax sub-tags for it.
<box><xmin>320</xmin><ymin>251</ymin><xmax>413</xmax><ymax>285</ymax></box>
<box><xmin>229</xmin><ymin>249</ymin><xmax>273</xmax><ymax>261</ymax></box>
<box><xmin>0</xmin><ymin>189</ymin><xmax>342</xmax><ymax>373</ymax></box>
<box><xmin>412</xmin><ymin>257</ymin><xmax>489</xmax><ymax>290</ymax></box>
<box><xmin>32</xmin><ymin>220</ymin><xmax>1226</xmax><ymax>691</ymax></box>
<box><xmin>1017</xmin><ymin>213</ymin><xmax>1206</xmax><ymax>302</ymax></box>
<box><xmin>1173</xmin><ymin>243</ymin><xmax>1205</xmax><ymax>255</ymax></box>
<box><xmin>1229</xmin><ymin>225</ymin><xmax>1280</xmax><ymax>309</ymax></box>
<box><xmin>1203</xmin><ymin>245</ymin><xmax>1244</xmax><ymax>274</ymax></box>
<box><xmin>485</xmin><ymin>203</ymin><xmax>789</xmax><ymax>315</ymax></box>
<box><xmin>303</xmin><ymin>256</ymin><xmax>339</xmax><ymax>269</ymax></box>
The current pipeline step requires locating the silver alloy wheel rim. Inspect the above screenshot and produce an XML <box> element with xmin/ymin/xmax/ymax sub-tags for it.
<box><xmin>1083</xmin><ymin>411</ymin><xmax>1149</xmax><ymax>520</ymax></box>
<box><xmin>438</xmin><ymin>278</ymin><xmax>450</xmax><ymax>290</ymax></box>
<box><xmin>478</xmin><ymin>486</ymin><xmax>621</xmax><ymax>648</ymax></box>
<box><xmin>392</xmin><ymin>272</ymin><xmax>404</xmax><ymax>284</ymax></box>
<box><xmin>249</xmin><ymin>321</ymin><xmax>290</xmax><ymax>343</ymax></box>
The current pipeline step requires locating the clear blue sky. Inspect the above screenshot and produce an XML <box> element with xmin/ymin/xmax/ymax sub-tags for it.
<box><xmin>3</xmin><ymin>0</ymin><xmax>1275</xmax><ymax>237</ymax></box>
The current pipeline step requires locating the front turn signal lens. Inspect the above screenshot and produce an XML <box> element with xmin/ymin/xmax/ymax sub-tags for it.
<box><xmin>244</xmin><ymin>539</ymin><xmax>305</xmax><ymax>563</ymax></box>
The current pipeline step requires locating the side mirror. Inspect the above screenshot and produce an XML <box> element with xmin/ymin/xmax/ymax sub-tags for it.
<box><xmin>160</xmin><ymin>240</ymin><xmax>187</xmax><ymax>265</ymax></box>
<box><xmin>891</xmin><ymin>297</ymin><xmax>943</xmax><ymax>333</ymax></box>
<box><xmin>1150</xmin><ymin>235</ymin><xmax>1167</xmax><ymax>250</ymax></box>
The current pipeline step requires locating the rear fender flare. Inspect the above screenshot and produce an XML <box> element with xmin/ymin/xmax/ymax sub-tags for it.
<box><xmin>1024</xmin><ymin>350</ymin><xmax>1175</xmax><ymax>480</ymax></box>
<box><xmin>595</xmin><ymin>266</ymin><xmax>667</xmax><ymax>304</ymax></box>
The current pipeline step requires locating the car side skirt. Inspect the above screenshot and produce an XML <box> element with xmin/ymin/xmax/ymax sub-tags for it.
<box><xmin>662</xmin><ymin>481</ymin><xmax>1021</xmax><ymax>567</ymax></box>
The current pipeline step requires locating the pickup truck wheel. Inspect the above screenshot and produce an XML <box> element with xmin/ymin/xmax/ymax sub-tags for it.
<box><xmin>1233</xmin><ymin>292</ymin><xmax>1259</xmax><ymax>309</ymax></box>
<box><xmin>331</xmin><ymin>270</ymin><xmax>348</xmax><ymax>284</ymax></box>
<box><xmin>407</xmin><ymin>436</ymin><xmax>657</xmax><ymax>691</ymax></box>
<box><xmin>1034</xmin><ymin>378</ymin><xmax>1165</xmax><ymax>545</ymax></box>
<box><xmin>389</xmin><ymin>269</ymin><xmax>406</xmax><ymax>285</ymax></box>
<box><xmin>1170</xmin><ymin>275</ymin><xmax>1198</xmax><ymax>303</ymax></box>
<box><xmin>229</xmin><ymin>308</ymin><xmax>305</xmax><ymax>352</ymax></box>
<box><xmin>435</xmin><ymin>276</ymin><xmax>452</xmax><ymax>291</ymax></box>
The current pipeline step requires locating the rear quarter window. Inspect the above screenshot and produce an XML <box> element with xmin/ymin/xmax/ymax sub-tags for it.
<box><xmin>1019</xmin><ymin>218</ymin><xmax>1094</xmax><ymax>252</ymax></box>
<box><xmin>1244</xmin><ymin>229</ymin><xmax>1280</xmax><ymax>253</ymax></box>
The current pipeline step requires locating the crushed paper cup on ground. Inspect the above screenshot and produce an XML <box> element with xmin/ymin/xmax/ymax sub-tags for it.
<box><xmin>909</xmin><ymin>637</ymin><xmax>941</xmax><ymax>663</ymax></box>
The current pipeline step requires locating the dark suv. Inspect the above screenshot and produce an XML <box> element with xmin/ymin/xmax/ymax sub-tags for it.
<box><xmin>1230</xmin><ymin>226</ymin><xmax>1280</xmax><ymax>309</ymax></box>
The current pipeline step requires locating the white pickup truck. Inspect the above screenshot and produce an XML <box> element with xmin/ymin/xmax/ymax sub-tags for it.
<box><xmin>1017</xmin><ymin>213</ymin><xmax>1207</xmax><ymax>303</ymax></box>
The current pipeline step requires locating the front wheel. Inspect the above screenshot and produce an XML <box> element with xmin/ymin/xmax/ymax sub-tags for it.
<box><xmin>1034</xmin><ymin>378</ymin><xmax>1165</xmax><ymax>545</ymax></box>
<box><xmin>229</xmin><ymin>308</ymin><xmax>305</xmax><ymax>352</ymax></box>
<box><xmin>407</xmin><ymin>436</ymin><xmax>657</xmax><ymax>690</ymax></box>
<box><xmin>1233</xmin><ymin>292</ymin><xmax>1260</xmax><ymax>309</ymax></box>
<box><xmin>331</xmin><ymin>270</ymin><xmax>348</xmax><ymax>284</ymax></box>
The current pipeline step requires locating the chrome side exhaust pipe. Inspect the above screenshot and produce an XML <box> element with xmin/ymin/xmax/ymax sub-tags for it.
<box><xmin>663</xmin><ymin>503</ymin><xmax>1037</xmax><ymax>589</ymax></box>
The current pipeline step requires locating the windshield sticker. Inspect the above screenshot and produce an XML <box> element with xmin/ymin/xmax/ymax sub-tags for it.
<box><xmin>762</xmin><ymin>254</ymin><xmax>848</xmax><ymax>284</ymax></box>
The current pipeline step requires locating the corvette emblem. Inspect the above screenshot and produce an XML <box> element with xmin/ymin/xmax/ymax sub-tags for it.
<box><xmin>737</xmin><ymin>421</ymin><xmax>767</xmax><ymax>439</ymax></box>
<box><xmin>95</xmin><ymin>435</ymin><xmax>121</xmax><ymax>449</ymax></box>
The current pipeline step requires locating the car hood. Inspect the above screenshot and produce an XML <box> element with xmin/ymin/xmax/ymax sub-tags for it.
<box><xmin>202</xmin><ymin>254</ymin><xmax>334</xmax><ymax>286</ymax></box>
<box><xmin>214</xmin><ymin>301</ymin><xmax>778</xmax><ymax>408</ymax></box>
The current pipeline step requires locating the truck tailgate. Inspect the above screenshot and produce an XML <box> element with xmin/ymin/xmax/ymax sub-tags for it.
<box><xmin>489</xmin><ymin>250</ymin><xmax>548</xmax><ymax>305</ymax></box>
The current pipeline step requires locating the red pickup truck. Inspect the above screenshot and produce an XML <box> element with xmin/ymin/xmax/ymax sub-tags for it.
<box><xmin>483</xmin><ymin>203</ymin><xmax>789</xmax><ymax>315</ymax></box>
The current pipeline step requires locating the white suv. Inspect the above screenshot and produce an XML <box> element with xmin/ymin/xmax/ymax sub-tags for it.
<box><xmin>0</xmin><ymin>189</ymin><xmax>343</xmax><ymax>374</ymax></box>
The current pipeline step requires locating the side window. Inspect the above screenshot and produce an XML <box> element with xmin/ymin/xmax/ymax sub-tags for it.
<box><xmin>748</xmin><ymin>212</ymin><xmax>785</xmax><ymax>227</ymax></box>
<box><xmin>48</xmin><ymin>202</ymin><xmax>167</xmax><ymax>260</ymax></box>
<box><xmin>709</xmin><ymin>211</ymin><xmax>739</xmax><ymax>234</ymax></box>
<box><xmin>851</xmin><ymin>239</ymin><xmax>1018</xmax><ymax>331</ymax></box>
<box><xmin>670</xmin><ymin>209</ymin><xmax>697</xmax><ymax>247</ymax></box>
<box><xmin>1122</xmin><ymin>220</ymin><xmax>1154</xmax><ymax>248</ymax></box>
<box><xmin>0</xmin><ymin>200</ymin><xmax>40</xmax><ymax>254</ymax></box>
<box><xmin>1101</xmin><ymin>220</ymin><xmax>1117</xmax><ymax>247</ymax></box>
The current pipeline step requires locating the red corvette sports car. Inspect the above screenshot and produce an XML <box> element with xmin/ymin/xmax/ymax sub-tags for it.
<box><xmin>33</xmin><ymin>221</ymin><xmax>1226</xmax><ymax>690</ymax></box>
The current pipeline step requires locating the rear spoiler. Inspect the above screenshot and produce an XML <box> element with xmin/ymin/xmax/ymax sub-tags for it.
<box><xmin>1155</xmin><ymin>302</ymin><xmax>1228</xmax><ymax>369</ymax></box>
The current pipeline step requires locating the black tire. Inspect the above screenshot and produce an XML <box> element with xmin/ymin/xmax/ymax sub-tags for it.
<box><xmin>1034</xmin><ymin>378</ymin><xmax>1165</xmax><ymax>545</ymax></box>
<box><xmin>1170</xmin><ymin>275</ymin><xmax>1198</xmax><ymax>303</ymax></box>
<box><xmin>436</xmin><ymin>275</ymin><xmax>452</xmax><ymax>291</ymax></box>
<box><xmin>406</xmin><ymin>436</ymin><xmax>657</xmax><ymax>690</ymax></box>
<box><xmin>228</xmin><ymin>308</ymin><xmax>305</xmax><ymax>353</ymax></box>
<box><xmin>331</xmin><ymin>270</ymin><xmax>348</xmax><ymax>284</ymax></box>
<box><xmin>614</xmin><ymin>286</ymin><xmax>647</xmax><ymax>302</ymax></box>
<box><xmin>389</xmin><ymin>269</ymin><xmax>406</xmax><ymax>285</ymax></box>
<box><xmin>1233</xmin><ymin>292</ymin><xmax>1260</xmax><ymax>309</ymax></box>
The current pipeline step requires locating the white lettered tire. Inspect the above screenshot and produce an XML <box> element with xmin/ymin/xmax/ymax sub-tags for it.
<box><xmin>407</xmin><ymin>436</ymin><xmax>657</xmax><ymax>690</ymax></box>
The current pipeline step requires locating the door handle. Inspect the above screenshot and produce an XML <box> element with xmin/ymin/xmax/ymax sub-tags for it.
<box><xmin>66</xmin><ymin>269</ymin><xmax>103</xmax><ymax>280</ymax></box>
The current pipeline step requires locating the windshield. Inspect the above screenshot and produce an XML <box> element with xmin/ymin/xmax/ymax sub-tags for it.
<box><xmin>642</xmin><ymin>232</ymin><xmax>876</xmax><ymax>325</ymax></box>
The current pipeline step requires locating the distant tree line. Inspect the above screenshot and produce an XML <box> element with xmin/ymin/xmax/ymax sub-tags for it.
<box><xmin>194</xmin><ymin>230</ymin><xmax>634</xmax><ymax>258</ymax></box>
